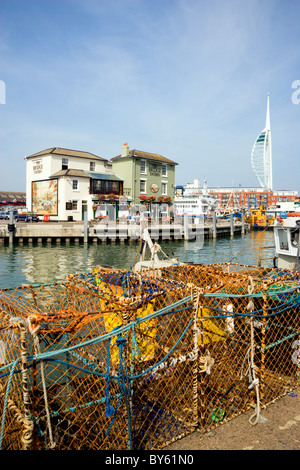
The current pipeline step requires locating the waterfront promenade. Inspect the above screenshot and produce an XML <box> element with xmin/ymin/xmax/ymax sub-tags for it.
<box><xmin>0</xmin><ymin>217</ymin><xmax>248</xmax><ymax>245</ymax></box>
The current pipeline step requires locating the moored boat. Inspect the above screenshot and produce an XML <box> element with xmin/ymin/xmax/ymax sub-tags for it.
<box><xmin>246</xmin><ymin>206</ymin><xmax>275</xmax><ymax>229</ymax></box>
<box><xmin>274</xmin><ymin>213</ymin><xmax>300</xmax><ymax>270</ymax></box>
<box><xmin>174</xmin><ymin>180</ymin><xmax>219</xmax><ymax>222</ymax></box>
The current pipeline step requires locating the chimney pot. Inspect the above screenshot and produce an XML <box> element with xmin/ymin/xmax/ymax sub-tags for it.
<box><xmin>121</xmin><ymin>142</ymin><xmax>129</xmax><ymax>157</ymax></box>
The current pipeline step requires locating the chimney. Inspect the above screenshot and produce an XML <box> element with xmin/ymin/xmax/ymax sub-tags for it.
<box><xmin>121</xmin><ymin>142</ymin><xmax>129</xmax><ymax>157</ymax></box>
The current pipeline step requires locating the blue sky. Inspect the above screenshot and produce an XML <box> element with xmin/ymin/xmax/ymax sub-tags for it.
<box><xmin>1</xmin><ymin>0</ymin><xmax>299</xmax><ymax>193</ymax></box>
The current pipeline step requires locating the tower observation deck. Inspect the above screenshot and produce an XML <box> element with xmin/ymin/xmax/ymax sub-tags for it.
<box><xmin>251</xmin><ymin>94</ymin><xmax>273</xmax><ymax>190</ymax></box>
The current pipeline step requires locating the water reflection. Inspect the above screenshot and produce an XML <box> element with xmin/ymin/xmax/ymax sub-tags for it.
<box><xmin>0</xmin><ymin>231</ymin><xmax>275</xmax><ymax>289</ymax></box>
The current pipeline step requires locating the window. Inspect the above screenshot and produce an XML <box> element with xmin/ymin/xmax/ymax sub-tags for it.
<box><xmin>162</xmin><ymin>164</ymin><xmax>167</xmax><ymax>177</ymax></box>
<box><xmin>72</xmin><ymin>200</ymin><xmax>78</xmax><ymax>210</ymax></box>
<box><xmin>90</xmin><ymin>161</ymin><xmax>96</xmax><ymax>171</ymax></box>
<box><xmin>162</xmin><ymin>182</ymin><xmax>167</xmax><ymax>195</ymax></box>
<box><xmin>291</xmin><ymin>230</ymin><xmax>299</xmax><ymax>248</ymax></box>
<box><xmin>278</xmin><ymin>229</ymin><xmax>289</xmax><ymax>250</ymax></box>
<box><xmin>62</xmin><ymin>158</ymin><xmax>68</xmax><ymax>170</ymax></box>
<box><xmin>141</xmin><ymin>160</ymin><xmax>146</xmax><ymax>174</ymax></box>
<box><xmin>72</xmin><ymin>179</ymin><xmax>78</xmax><ymax>190</ymax></box>
<box><xmin>90</xmin><ymin>179</ymin><xmax>121</xmax><ymax>195</ymax></box>
<box><xmin>140</xmin><ymin>179</ymin><xmax>146</xmax><ymax>194</ymax></box>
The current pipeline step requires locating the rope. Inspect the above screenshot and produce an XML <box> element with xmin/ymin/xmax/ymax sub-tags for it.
<box><xmin>0</xmin><ymin>358</ymin><xmax>20</xmax><ymax>449</ymax></box>
<box><xmin>245</xmin><ymin>276</ymin><xmax>263</xmax><ymax>426</ymax></box>
<box><xmin>13</xmin><ymin>318</ymin><xmax>34</xmax><ymax>450</ymax></box>
<box><xmin>200</xmin><ymin>293</ymin><xmax>300</xmax><ymax>319</ymax></box>
<box><xmin>106</xmin><ymin>334</ymin><xmax>133</xmax><ymax>449</ymax></box>
<box><xmin>27</xmin><ymin>315</ymin><xmax>56</xmax><ymax>450</ymax></box>
<box><xmin>248</xmin><ymin>318</ymin><xmax>262</xmax><ymax>425</ymax></box>
<box><xmin>203</xmin><ymin>283</ymin><xmax>300</xmax><ymax>298</ymax></box>
<box><xmin>198</xmin><ymin>350</ymin><xmax>214</xmax><ymax>374</ymax></box>
<box><xmin>104</xmin><ymin>336</ymin><xmax>115</xmax><ymax>418</ymax></box>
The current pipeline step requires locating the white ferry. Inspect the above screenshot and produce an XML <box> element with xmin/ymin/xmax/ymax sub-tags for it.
<box><xmin>174</xmin><ymin>180</ymin><xmax>219</xmax><ymax>221</ymax></box>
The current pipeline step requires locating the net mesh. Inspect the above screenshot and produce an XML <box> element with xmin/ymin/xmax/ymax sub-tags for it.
<box><xmin>0</xmin><ymin>263</ymin><xmax>299</xmax><ymax>450</ymax></box>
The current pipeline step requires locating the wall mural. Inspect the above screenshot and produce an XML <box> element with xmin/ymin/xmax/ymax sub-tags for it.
<box><xmin>32</xmin><ymin>179</ymin><xmax>58</xmax><ymax>215</ymax></box>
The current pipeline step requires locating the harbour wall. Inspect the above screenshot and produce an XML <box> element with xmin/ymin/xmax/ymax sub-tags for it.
<box><xmin>0</xmin><ymin>218</ymin><xmax>248</xmax><ymax>245</ymax></box>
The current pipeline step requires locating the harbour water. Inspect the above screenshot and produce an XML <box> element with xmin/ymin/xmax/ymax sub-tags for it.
<box><xmin>0</xmin><ymin>230</ymin><xmax>275</xmax><ymax>289</ymax></box>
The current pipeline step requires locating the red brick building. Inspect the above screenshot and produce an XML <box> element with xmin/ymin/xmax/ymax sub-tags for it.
<box><xmin>207</xmin><ymin>187</ymin><xmax>298</xmax><ymax>210</ymax></box>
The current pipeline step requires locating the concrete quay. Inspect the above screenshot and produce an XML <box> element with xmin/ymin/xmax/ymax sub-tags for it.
<box><xmin>0</xmin><ymin>218</ymin><xmax>248</xmax><ymax>245</ymax></box>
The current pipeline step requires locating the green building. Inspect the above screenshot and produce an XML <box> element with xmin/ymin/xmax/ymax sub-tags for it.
<box><xmin>111</xmin><ymin>143</ymin><xmax>178</xmax><ymax>204</ymax></box>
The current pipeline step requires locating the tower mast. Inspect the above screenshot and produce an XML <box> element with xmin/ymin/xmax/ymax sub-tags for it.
<box><xmin>251</xmin><ymin>93</ymin><xmax>273</xmax><ymax>190</ymax></box>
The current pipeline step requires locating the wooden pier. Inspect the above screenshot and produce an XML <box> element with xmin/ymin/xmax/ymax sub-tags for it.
<box><xmin>0</xmin><ymin>217</ymin><xmax>249</xmax><ymax>245</ymax></box>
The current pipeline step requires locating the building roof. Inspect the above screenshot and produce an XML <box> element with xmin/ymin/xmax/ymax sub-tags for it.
<box><xmin>51</xmin><ymin>169</ymin><xmax>91</xmax><ymax>178</ymax></box>
<box><xmin>85</xmin><ymin>172</ymin><xmax>123</xmax><ymax>181</ymax></box>
<box><xmin>0</xmin><ymin>191</ymin><xmax>26</xmax><ymax>202</ymax></box>
<box><xmin>50</xmin><ymin>169</ymin><xmax>123</xmax><ymax>181</ymax></box>
<box><xmin>26</xmin><ymin>147</ymin><xmax>108</xmax><ymax>161</ymax></box>
<box><xmin>111</xmin><ymin>149</ymin><xmax>178</xmax><ymax>165</ymax></box>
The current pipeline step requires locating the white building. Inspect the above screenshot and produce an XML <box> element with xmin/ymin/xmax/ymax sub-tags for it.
<box><xmin>25</xmin><ymin>147</ymin><xmax>123</xmax><ymax>221</ymax></box>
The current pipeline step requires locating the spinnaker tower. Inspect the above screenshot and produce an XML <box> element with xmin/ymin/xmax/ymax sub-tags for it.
<box><xmin>251</xmin><ymin>94</ymin><xmax>273</xmax><ymax>190</ymax></box>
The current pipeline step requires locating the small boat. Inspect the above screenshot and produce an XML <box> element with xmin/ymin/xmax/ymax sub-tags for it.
<box><xmin>246</xmin><ymin>206</ymin><xmax>275</xmax><ymax>229</ymax></box>
<box><xmin>274</xmin><ymin>213</ymin><xmax>300</xmax><ymax>270</ymax></box>
<box><xmin>133</xmin><ymin>220</ymin><xmax>182</xmax><ymax>271</ymax></box>
<box><xmin>267</xmin><ymin>197</ymin><xmax>300</xmax><ymax>221</ymax></box>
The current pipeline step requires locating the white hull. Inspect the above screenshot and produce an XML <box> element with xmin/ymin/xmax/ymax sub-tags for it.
<box><xmin>174</xmin><ymin>194</ymin><xmax>218</xmax><ymax>218</ymax></box>
<box><xmin>274</xmin><ymin>215</ymin><xmax>300</xmax><ymax>270</ymax></box>
<box><xmin>277</xmin><ymin>254</ymin><xmax>299</xmax><ymax>270</ymax></box>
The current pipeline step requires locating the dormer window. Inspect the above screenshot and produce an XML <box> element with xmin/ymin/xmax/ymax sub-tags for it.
<box><xmin>62</xmin><ymin>158</ymin><xmax>68</xmax><ymax>170</ymax></box>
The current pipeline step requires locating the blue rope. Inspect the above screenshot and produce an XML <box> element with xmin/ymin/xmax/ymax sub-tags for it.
<box><xmin>106</xmin><ymin>335</ymin><xmax>129</xmax><ymax>439</ymax></box>
<box><xmin>203</xmin><ymin>284</ymin><xmax>300</xmax><ymax>298</ymax></box>
<box><xmin>0</xmin><ymin>358</ymin><xmax>20</xmax><ymax>450</ymax></box>
<box><xmin>104</xmin><ymin>336</ymin><xmax>115</xmax><ymax>418</ymax></box>
<box><xmin>104</xmin><ymin>325</ymin><xmax>124</xmax><ymax>418</ymax></box>
<box><xmin>129</xmin><ymin>318</ymin><xmax>194</xmax><ymax>380</ymax></box>
<box><xmin>201</xmin><ymin>297</ymin><xmax>300</xmax><ymax>320</ymax></box>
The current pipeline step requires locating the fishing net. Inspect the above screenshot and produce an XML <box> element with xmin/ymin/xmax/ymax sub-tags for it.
<box><xmin>0</xmin><ymin>270</ymin><xmax>195</xmax><ymax>450</ymax></box>
<box><xmin>0</xmin><ymin>263</ymin><xmax>299</xmax><ymax>450</ymax></box>
<box><xmin>161</xmin><ymin>263</ymin><xmax>300</xmax><ymax>429</ymax></box>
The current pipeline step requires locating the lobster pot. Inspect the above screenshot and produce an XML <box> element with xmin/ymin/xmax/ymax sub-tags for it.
<box><xmin>0</xmin><ymin>282</ymin><xmax>129</xmax><ymax>450</ymax></box>
<box><xmin>0</xmin><ymin>273</ymin><xmax>196</xmax><ymax>450</ymax></box>
<box><xmin>158</xmin><ymin>263</ymin><xmax>300</xmax><ymax>432</ymax></box>
<box><xmin>1</xmin><ymin>263</ymin><xmax>299</xmax><ymax>449</ymax></box>
<box><xmin>70</xmin><ymin>268</ymin><xmax>198</xmax><ymax>449</ymax></box>
<box><xmin>130</xmin><ymin>296</ymin><xmax>197</xmax><ymax>449</ymax></box>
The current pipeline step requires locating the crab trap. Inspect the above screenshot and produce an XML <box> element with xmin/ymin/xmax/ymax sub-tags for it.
<box><xmin>0</xmin><ymin>264</ymin><xmax>299</xmax><ymax>450</ymax></box>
